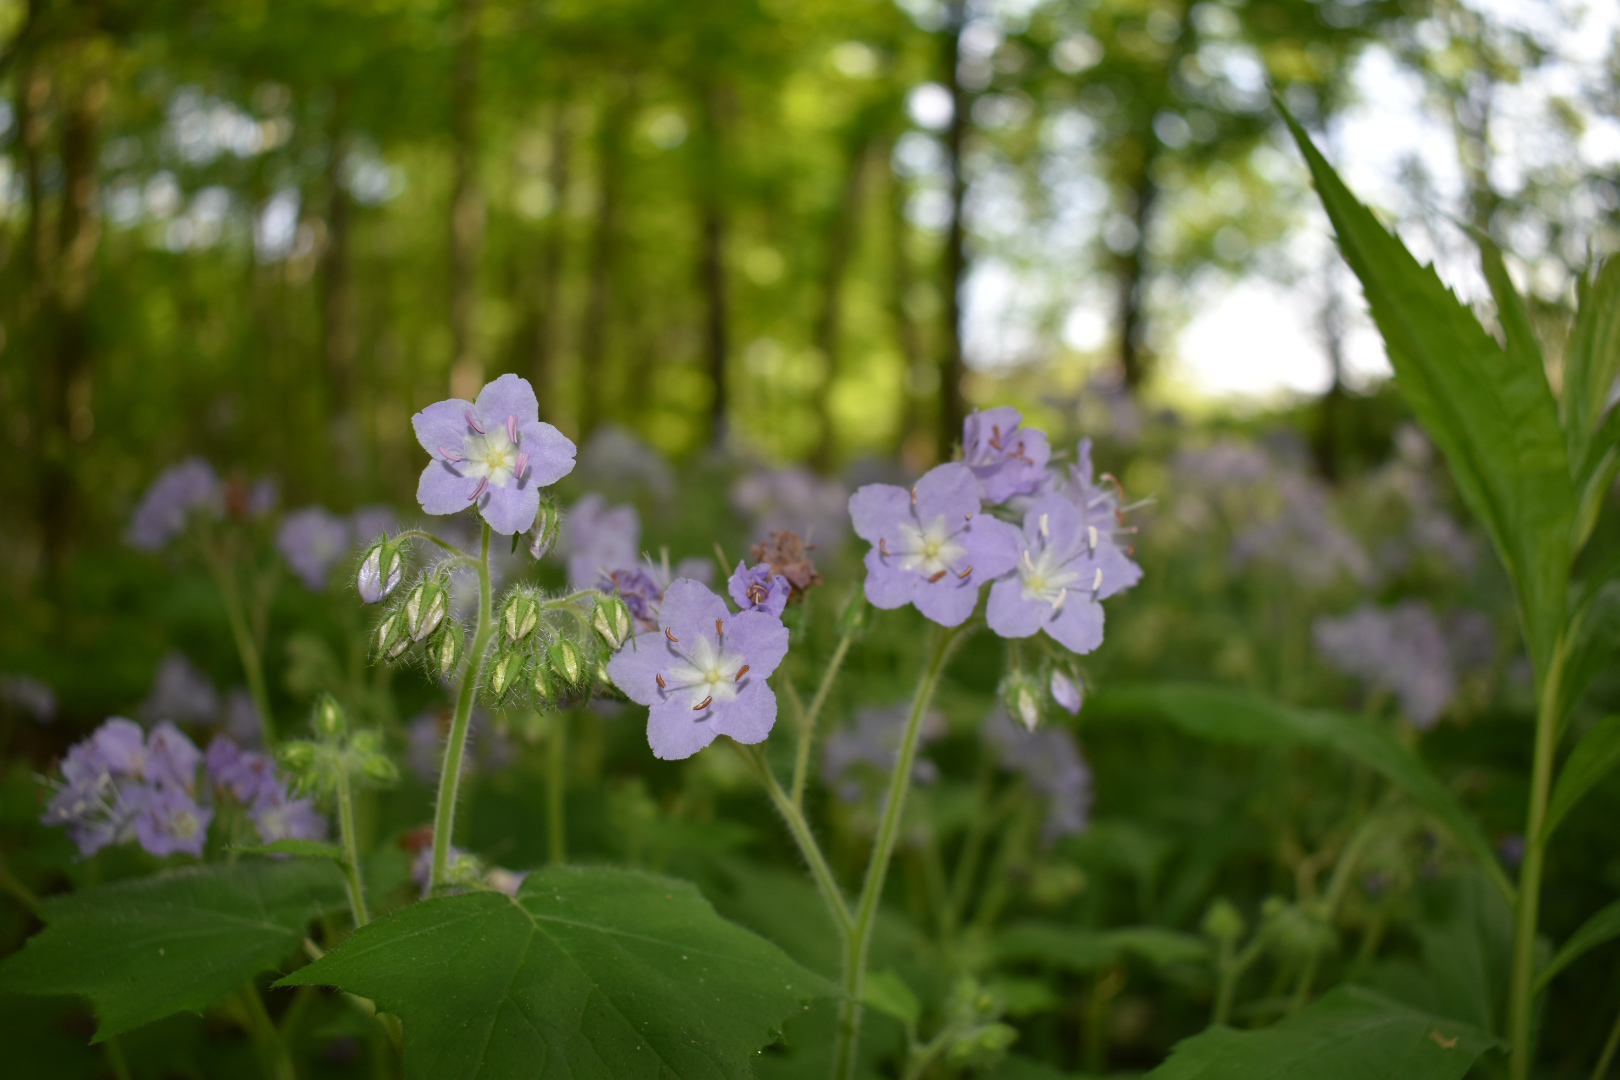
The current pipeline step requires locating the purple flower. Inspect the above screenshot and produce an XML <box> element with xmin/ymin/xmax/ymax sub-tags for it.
<box><xmin>984</xmin><ymin>708</ymin><xmax>1092</xmax><ymax>845</ymax></box>
<box><xmin>134</xmin><ymin>786</ymin><xmax>213</xmax><ymax>858</ymax></box>
<box><xmin>599</xmin><ymin>565</ymin><xmax>668</xmax><ymax>630</ymax></box>
<box><xmin>1</xmin><ymin>674</ymin><xmax>56</xmax><ymax>724</ymax></box>
<box><xmin>126</xmin><ymin>458</ymin><xmax>222</xmax><ymax>550</ymax></box>
<box><xmin>962</xmin><ymin>407</ymin><xmax>1051</xmax><ymax>504</ymax></box>
<box><xmin>350</xmin><ymin>505</ymin><xmax>399</xmax><ymax>547</ymax></box>
<box><xmin>849</xmin><ymin>463</ymin><xmax>1022</xmax><ymax>627</ymax></box>
<box><xmin>145</xmin><ymin>722</ymin><xmax>203</xmax><ymax>790</ymax></box>
<box><xmin>205</xmin><ymin>735</ymin><xmax>327</xmax><ymax>843</ymax></box>
<box><xmin>565</xmin><ymin>494</ymin><xmax>641</xmax><ymax>589</ymax></box>
<box><xmin>277</xmin><ymin>507</ymin><xmax>352</xmax><ymax>590</ymax></box>
<box><xmin>821</xmin><ymin>704</ymin><xmax>945</xmax><ymax>803</ymax></box>
<box><xmin>247</xmin><ymin>790</ymin><xmax>328</xmax><ymax>843</ymax></box>
<box><xmin>65</xmin><ymin>717</ymin><xmax>149</xmax><ymax>784</ymax></box>
<box><xmin>412</xmin><ymin>374</ymin><xmax>577</xmax><ymax>535</ymax></box>
<box><xmin>140</xmin><ymin>653</ymin><xmax>220</xmax><ymax>726</ymax></box>
<box><xmin>1050</xmin><ymin>671</ymin><xmax>1082</xmax><ymax>715</ymax></box>
<box><xmin>728</xmin><ymin>562</ymin><xmax>789</xmax><ymax>617</ymax></box>
<box><xmin>1230</xmin><ymin>475</ymin><xmax>1371</xmax><ymax>589</ymax></box>
<box><xmin>1313</xmin><ymin>601</ymin><xmax>1458</xmax><ymax>729</ymax></box>
<box><xmin>606</xmin><ymin>579</ymin><xmax>790</xmax><ymax>760</ymax></box>
<box><xmin>986</xmin><ymin>495</ymin><xmax>1142</xmax><ymax>654</ymax></box>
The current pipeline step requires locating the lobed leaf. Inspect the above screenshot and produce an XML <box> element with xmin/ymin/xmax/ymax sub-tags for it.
<box><xmin>1143</xmin><ymin>985</ymin><xmax>1496</xmax><ymax>1079</ymax></box>
<box><xmin>277</xmin><ymin>865</ymin><xmax>836</xmax><ymax>1079</ymax></box>
<box><xmin>0</xmin><ymin>859</ymin><xmax>346</xmax><ymax>1041</ymax></box>
<box><xmin>1281</xmin><ymin>107</ymin><xmax>1573</xmax><ymax>682</ymax></box>
<box><xmin>1535</xmin><ymin>899</ymin><xmax>1620</xmax><ymax>992</ymax></box>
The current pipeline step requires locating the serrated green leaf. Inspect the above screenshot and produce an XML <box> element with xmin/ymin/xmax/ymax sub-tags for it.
<box><xmin>1563</xmin><ymin>259</ymin><xmax>1620</xmax><ymax>474</ymax></box>
<box><xmin>228</xmin><ymin>839</ymin><xmax>346</xmax><ymax>861</ymax></box>
<box><xmin>1096</xmin><ymin>684</ymin><xmax>1514</xmax><ymax>903</ymax></box>
<box><xmin>1143</xmin><ymin>985</ymin><xmax>1496</xmax><ymax>1079</ymax></box>
<box><xmin>0</xmin><ymin>860</ymin><xmax>346</xmax><ymax>1041</ymax></box>
<box><xmin>278</xmin><ymin>865</ymin><xmax>836</xmax><ymax>1079</ymax></box>
<box><xmin>997</xmin><ymin>922</ymin><xmax>1211</xmax><ymax>971</ymax></box>
<box><xmin>1535</xmin><ymin>899</ymin><xmax>1620</xmax><ymax>992</ymax></box>
<box><xmin>862</xmin><ymin>969</ymin><xmax>920</xmax><ymax>1028</ymax></box>
<box><xmin>1477</xmin><ymin>236</ymin><xmax>1544</xmax><ymax>379</ymax></box>
<box><xmin>1544</xmin><ymin>714</ymin><xmax>1620</xmax><ymax>842</ymax></box>
<box><xmin>1281</xmin><ymin>107</ymin><xmax>1572</xmax><ymax>682</ymax></box>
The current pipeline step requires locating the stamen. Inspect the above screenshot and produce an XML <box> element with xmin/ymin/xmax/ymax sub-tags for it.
<box><xmin>656</xmin><ymin>674</ymin><xmax>667</xmax><ymax>689</ymax></box>
<box><xmin>735</xmin><ymin>665</ymin><xmax>750</xmax><ymax>681</ymax></box>
<box><xmin>1092</xmin><ymin>568</ymin><xmax>1103</xmax><ymax>595</ymax></box>
<box><xmin>1087</xmin><ymin>525</ymin><xmax>1099</xmax><ymax>551</ymax></box>
<box><xmin>1052</xmin><ymin>589</ymin><xmax>1067</xmax><ymax>614</ymax></box>
<box><xmin>665</xmin><ymin>627</ymin><xmax>679</xmax><ymax>643</ymax></box>
<box><xmin>956</xmin><ymin>565</ymin><xmax>973</xmax><ymax>579</ymax></box>
<box><xmin>1022</xmin><ymin>549</ymin><xmax>1036</xmax><ymax>572</ymax></box>
<box><xmin>910</xmin><ymin>486</ymin><xmax>918</xmax><ymax>505</ymax></box>
<box><xmin>514</xmin><ymin>451</ymin><xmax>530</xmax><ymax>480</ymax></box>
<box><xmin>469</xmin><ymin>477</ymin><xmax>489</xmax><ymax>503</ymax></box>
<box><xmin>927</xmin><ymin>569</ymin><xmax>947</xmax><ymax>583</ymax></box>
<box><xmin>715</xmin><ymin>618</ymin><xmax>724</xmax><ymax>637</ymax></box>
<box><xmin>747</xmin><ymin>582</ymin><xmax>768</xmax><ymax>604</ymax></box>
<box><xmin>989</xmin><ymin>424</ymin><xmax>1003</xmax><ymax>451</ymax></box>
<box><xmin>506</xmin><ymin>415</ymin><xmax>518</xmax><ymax>444</ymax></box>
<box><xmin>1039</xmin><ymin>513</ymin><xmax>1049</xmax><ymax>539</ymax></box>
<box><xmin>465</xmin><ymin>409</ymin><xmax>485</xmax><ymax>434</ymax></box>
<box><xmin>693</xmin><ymin>696</ymin><xmax>713</xmax><ymax>711</ymax></box>
<box><xmin>880</xmin><ymin>538</ymin><xmax>889</xmax><ymax>557</ymax></box>
<box><xmin>438</xmin><ymin>445</ymin><xmax>464</xmax><ymax>463</ymax></box>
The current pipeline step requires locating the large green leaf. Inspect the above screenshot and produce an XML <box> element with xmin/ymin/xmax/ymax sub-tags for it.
<box><xmin>1282</xmin><ymin>109</ymin><xmax>1573</xmax><ymax>679</ymax></box>
<box><xmin>1144</xmin><ymin>985</ymin><xmax>1495</xmax><ymax>1079</ymax></box>
<box><xmin>1477</xmin><ymin>236</ymin><xmax>1544</xmax><ymax>381</ymax></box>
<box><xmin>278</xmin><ymin>865</ymin><xmax>836</xmax><ymax>1079</ymax></box>
<box><xmin>1563</xmin><ymin>259</ymin><xmax>1620</xmax><ymax>477</ymax></box>
<box><xmin>1544</xmin><ymin>714</ymin><xmax>1620</xmax><ymax>841</ymax></box>
<box><xmin>1535</xmin><ymin>899</ymin><xmax>1620</xmax><ymax>992</ymax></box>
<box><xmin>0</xmin><ymin>859</ymin><xmax>346</xmax><ymax>1041</ymax></box>
<box><xmin>997</xmin><ymin>921</ymin><xmax>1211</xmax><ymax>972</ymax></box>
<box><xmin>1096</xmin><ymin>684</ymin><xmax>1513</xmax><ymax>902</ymax></box>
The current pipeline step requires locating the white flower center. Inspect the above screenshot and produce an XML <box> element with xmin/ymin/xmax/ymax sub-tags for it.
<box><xmin>894</xmin><ymin>515</ymin><xmax>967</xmax><ymax>577</ymax></box>
<box><xmin>662</xmin><ymin>635</ymin><xmax>747</xmax><ymax>712</ymax></box>
<box><xmin>461</xmin><ymin>426</ymin><xmax>518</xmax><ymax>487</ymax></box>
<box><xmin>1019</xmin><ymin>545</ymin><xmax>1081</xmax><ymax>609</ymax></box>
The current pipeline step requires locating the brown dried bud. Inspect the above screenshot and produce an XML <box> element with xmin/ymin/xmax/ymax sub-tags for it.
<box><xmin>750</xmin><ymin>530</ymin><xmax>823</xmax><ymax>603</ymax></box>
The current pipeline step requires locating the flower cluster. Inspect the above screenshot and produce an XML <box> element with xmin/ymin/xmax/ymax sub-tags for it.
<box><xmin>42</xmin><ymin>719</ymin><xmax>213</xmax><ymax>857</ymax></box>
<box><xmin>1313</xmin><ymin>601</ymin><xmax>1495</xmax><ymax>729</ymax></box>
<box><xmin>126</xmin><ymin>458</ymin><xmax>277</xmax><ymax>551</ymax></box>
<box><xmin>206</xmin><ymin>736</ymin><xmax>328</xmax><ymax>843</ymax></box>
<box><xmin>850</xmin><ymin>409</ymin><xmax>1142</xmax><ymax>652</ymax></box>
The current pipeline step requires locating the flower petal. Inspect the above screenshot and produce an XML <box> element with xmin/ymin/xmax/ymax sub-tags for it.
<box><xmin>412</xmin><ymin>398</ymin><xmax>475</xmax><ymax>457</ymax></box>
<box><xmin>848</xmin><ymin>483</ymin><xmax>911</xmax><ymax>544</ymax></box>
<box><xmin>861</xmin><ymin>548</ymin><xmax>914</xmax><ymax>610</ymax></box>
<box><xmin>724</xmin><ymin>610</ymin><xmax>790</xmax><ymax>677</ymax></box>
<box><xmin>710</xmin><ymin>679</ymin><xmax>778</xmax><ymax>745</ymax></box>
<box><xmin>1046</xmin><ymin>597</ymin><xmax>1105</xmax><ymax>654</ymax></box>
<box><xmin>517</xmin><ymin>420</ymin><xmax>577</xmax><ymax>487</ymax></box>
<box><xmin>417</xmin><ymin>461</ymin><xmax>479</xmax><ymax>516</ymax></box>
<box><xmin>659</xmin><ymin>579</ymin><xmax>733</xmax><ymax>649</ymax></box>
<box><xmin>474</xmin><ymin>373</ymin><xmax>540</xmax><ymax>428</ymax></box>
<box><xmin>962</xmin><ymin>515</ymin><xmax>1023</xmax><ymax>581</ymax></box>
<box><xmin>606</xmin><ymin>631</ymin><xmax>679</xmax><ymax>707</ymax></box>
<box><xmin>478</xmin><ymin>481</ymin><xmax>540</xmax><ymax>536</ymax></box>
<box><xmin>912</xmin><ymin>574</ymin><xmax>980</xmax><ymax>627</ymax></box>
<box><xmin>913</xmin><ymin>462</ymin><xmax>981</xmax><ymax>524</ymax></box>
<box><xmin>987</xmin><ymin>578</ymin><xmax>1043</xmax><ymax>638</ymax></box>
<box><xmin>646</xmin><ymin>700</ymin><xmax>720</xmax><ymax>760</ymax></box>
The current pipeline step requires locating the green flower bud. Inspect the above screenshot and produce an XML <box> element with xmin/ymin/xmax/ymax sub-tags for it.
<box><xmin>431</xmin><ymin>620</ymin><xmax>464</xmax><ymax>678</ymax></box>
<box><xmin>277</xmin><ymin>740</ymin><xmax>317</xmax><ymax>772</ymax></box>
<box><xmin>405</xmin><ymin>579</ymin><xmax>449</xmax><ymax>642</ymax></box>
<box><xmin>358</xmin><ymin>539</ymin><xmax>405</xmax><ymax>604</ymax></box>
<box><xmin>549</xmin><ymin>638</ymin><xmax>583</xmax><ymax>686</ymax></box>
<box><xmin>376</xmin><ymin>612</ymin><xmax>410</xmax><ymax>661</ymax></box>
<box><xmin>361</xmin><ymin>751</ymin><xmax>400</xmax><ymax>785</ymax></box>
<box><xmin>1202</xmin><ymin>898</ymin><xmax>1245</xmax><ymax>943</ymax></box>
<box><xmin>526</xmin><ymin>496</ymin><xmax>562</xmax><ymax>560</ymax></box>
<box><xmin>1000</xmin><ymin>670</ymin><xmax>1043</xmax><ymax>731</ymax></box>
<box><xmin>502</xmin><ymin>593</ymin><xmax>540</xmax><ymax>643</ymax></box>
<box><xmin>532</xmin><ymin>661</ymin><xmax>557</xmax><ymax>708</ymax></box>
<box><xmin>593</xmin><ymin>595</ymin><xmax>633</xmax><ymax>650</ymax></box>
<box><xmin>313</xmin><ymin>693</ymin><xmax>346</xmax><ymax>739</ymax></box>
<box><xmin>486</xmin><ymin>649</ymin><xmax>524</xmax><ymax>703</ymax></box>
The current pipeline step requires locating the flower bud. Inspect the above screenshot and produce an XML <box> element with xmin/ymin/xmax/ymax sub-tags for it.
<box><xmin>1049</xmin><ymin>670</ymin><xmax>1083</xmax><ymax>716</ymax></box>
<box><xmin>1202</xmin><ymin>898</ymin><xmax>1245</xmax><ymax>943</ymax></box>
<box><xmin>313</xmin><ymin>693</ymin><xmax>346</xmax><ymax>739</ymax></box>
<box><xmin>502</xmin><ymin>594</ymin><xmax>540</xmax><ymax>643</ymax></box>
<box><xmin>593</xmin><ymin>595</ymin><xmax>633</xmax><ymax>650</ymax></box>
<box><xmin>277</xmin><ymin>740</ymin><xmax>316</xmax><ymax>772</ymax></box>
<box><xmin>486</xmin><ymin>649</ymin><xmax>523</xmax><ymax>704</ymax></box>
<box><xmin>358</xmin><ymin>539</ymin><xmax>405</xmax><ymax>604</ymax></box>
<box><xmin>431</xmin><ymin>620</ymin><xmax>464</xmax><ymax>679</ymax></box>
<box><xmin>1000</xmin><ymin>671</ymin><xmax>1043</xmax><ymax>731</ymax></box>
<box><xmin>549</xmin><ymin>638</ymin><xmax>583</xmax><ymax>686</ymax></box>
<box><xmin>526</xmin><ymin>497</ymin><xmax>562</xmax><ymax>560</ymax></box>
<box><xmin>405</xmin><ymin>579</ymin><xmax>448</xmax><ymax>642</ymax></box>
<box><xmin>532</xmin><ymin>661</ymin><xmax>557</xmax><ymax>708</ymax></box>
<box><xmin>376</xmin><ymin>612</ymin><xmax>410</xmax><ymax>661</ymax></box>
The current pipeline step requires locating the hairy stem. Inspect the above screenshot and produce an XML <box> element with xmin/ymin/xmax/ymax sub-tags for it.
<box><xmin>832</xmin><ymin>623</ymin><xmax>961</xmax><ymax>1080</ymax></box>
<box><xmin>792</xmin><ymin>621</ymin><xmax>857</xmax><ymax>807</ymax></box>
<box><xmin>431</xmin><ymin>523</ymin><xmax>493</xmax><ymax>890</ymax></box>
<box><xmin>548</xmin><ymin>709</ymin><xmax>568</xmax><ymax>866</ymax></box>
<box><xmin>390</xmin><ymin>528</ymin><xmax>467</xmax><ymax>556</ymax></box>
<box><xmin>335</xmin><ymin>765</ymin><xmax>369</xmax><ymax>926</ymax></box>
<box><xmin>740</xmin><ymin>743</ymin><xmax>852</xmax><ymax>938</ymax></box>
<box><xmin>1508</xmin><ymin>634</ymin><xmax>1569</xmax><ymax>1080</ymax></box>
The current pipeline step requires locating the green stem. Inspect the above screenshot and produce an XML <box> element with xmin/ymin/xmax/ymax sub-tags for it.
<box><xmin>1508</xmin><ymin>634</ymin><xmax>1569</xmax><ymax>1080</ymax></box>
<box><xmin>792</xmin><ymin>622</ymin><xmax>857</xmax><ymax>807</ymax></box>
<box><xmin>431</xmin><ymin>523</ymin><xmax>493</xmax><ymax>890</ymax></box>
<box><xmin>237</xmin><ymin>983</ymin><xmax>296</xmax><ymax>1080</ymax></box>
<box><xmin>1594</xmin><ymin>995</ymin><xmax>1620</xmax><ymax>1080</ymax></box>
<box><xmin>1213</xmin><ymin>934</ymin><xmax>1268</xmax><ymax>1026</ymax></box>
<box><xmin>831</xmin><ymin>623</ymin><xmax>961</xmax><ymax>1080</ymax></box>
<box><xmin>0</xmin><ymin>846</ymin><xmax>41</xmax><ymax>914</ymax></box>
<box><xmin>548</xmin><ymin>709</ymin><xmax>568</xmax><ymax>866</ymax></box>
<box><xmin>335</xmin><ymin>765</ymin><xmax>369</xmax><ymax>926</ymax></box>
<box><xmin>391</xmin><ymin>528</ymin><xmax>467</xmax><ymax>556</ymax></box>
<box><xmin>740</xmin><ymin>743</ymin><xmax>852</xmax><ymax>938</ymax></box>
<box><xmin>214</xmin><ymin>558</ymin><xmax>276</xmax><ymax>745</ymax></box>
<box><xmin>104</xmin><ymin>1036</ymin><xmax>134</xmax><ymax>1080</ymax></box>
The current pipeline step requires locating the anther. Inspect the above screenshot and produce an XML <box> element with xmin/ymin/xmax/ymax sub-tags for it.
<box><xmin>910</xmin><ymin>486</ymin><xmax>918</xmax><ymax>505</ymax></box>
<box><xmin>880</xmin><ymin>538</ymin><xmax>889</xmax><ymax>557</ymax></box>
<box><xmin>665</xmin><ymin>627</ymin><xmax>679</xmax><ymax>643</ymax></box>
<box><xmin>439</xmin><ymin>445</ymin><xmax>464</xmax><ymax>463</ymax></box>
<box><xmin>1039</xmin><ymin>513</ymin><xmax>1049</xmax><ymax>539</ymax></box>
<box><xmin>989</xmin><ymin>425</ymin><xmax>1003</xmax><ymax>451</ymax></box>
<box><xmin>956</xmin><ymin>565</ymin><xmax>973</xmax><ymax>579</ymax></box>
<box><xmin>1022</xmin><ymin>549</ymin><xmax>1036</xmax><ymax>572</ymax></box>
<box><xmin>1092</xmin><ymin>568</ymin><xmax>1103</xmax><ymax>595</ymax></box>
<box><xmin>514</xmin><ymin>451</ymin><xmax>530</xmax><ymax>480</ymax></box>
<box><xmin>1052</xmin><ymin>589</ymin><xmax>1067</xmax><ymax>614</ymax></box>
<box><xmin>735</xmin><ymin>665</ymin><xmax>750</xmax><ymax>681</ymax></box>
<box><xmin>656</xmin><ymin>674</ymin><xmax>667</xmax><ymax>689</ymax></box>
<box><xmin>465</xmin><ymin>409</ymin><xmax>485</xmax><ymax>434</ymax></box>
<box><xmin>927</xmin><ymin>569</ymin><xmax>947</xmax><ymax>583</ymax></box>
<box><xmin>506</xmin><ymin>415</ymin><xmax>518</xmax><ymax>444</ymax></box>
<box><xmin>1087</xmin><ymin>525</ymin><xmax>1099</xmax><ymax>551</ymax></box>
<box><xmin>693</xmin><ymin>696</ymin><xmax>713</xmax><ymax>711</ymax></box>
<box><xmin>716</xmin><ymin>618</ymin><xmax>724</xmax><ymax>637</ymax></box>
<box><xmin>470</xmin><ymin>477</ymin><xmax>489</xmax><ymax>502</ymax></box>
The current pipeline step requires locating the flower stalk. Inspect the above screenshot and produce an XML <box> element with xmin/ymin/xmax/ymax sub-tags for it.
<box><xmin>334</xmin><ymin>763</ymin><xmax>369</xmax><ymax>926</ymax></box>
<box><xmin>430</xmin><ymin>523</ymin><xmax>494</xmax><ymax>890</ymax></box>
<box><xmin>792</xmin><ymin>620</ymin><xmax>856</xmax><ymax>808</ymax></box>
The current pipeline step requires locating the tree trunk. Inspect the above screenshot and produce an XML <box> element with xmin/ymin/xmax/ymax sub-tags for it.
<box><xmin>533</xmin><ymin>103</ymin><xmax>571</xmax><ymax>420</ymax></box>
<box><xmin>696</xmin><ymin>85</ymin><xmax>731</xmax><ymax>448</ymax></box>
<box><xmin>810</xmin><ymin>127</ymin><xmax>874</xmax><ymax>469</ymax></box>
<box><xmin>321</xmin><ymin>84</ymin><xmax>356</xmax><ymax>414</ymax></box>
<box><xmin>448</xmin><ymin>0</ymin><xmax>484</xmax><ymax>398</ymax></box>
<box><xmin>578</xmin><ymin>93</ymin><xmax>626</xmax><ymax>439</ymax></box>
<box><xmin>939</xmin><ymin>1</ymin><xmax>969</xmax><ymax>453</ymax></box>
<box><xmin>889</xmin><ymin>144</ymin><xmax>932</xmax><ymax>469</ymax></box>
<box><xmin>1116</xmin><ymin>158</ymin><xmax>1157</xmax><ymax>392</ymax></box>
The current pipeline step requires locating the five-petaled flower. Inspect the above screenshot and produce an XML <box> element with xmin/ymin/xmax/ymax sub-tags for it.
<box><xmin>963</xmin><ymin>407</ymin><xmax>1051</xmax><ymax>504</ymax></box>
<box><xmin>728</xmin><ymin>561</ymin><xmax>790</xmax><ymax>617</ymax></box>
<box><xmin>849</xmin><ymin>463</ymin><xmax>1021</xmax><ymax>627</ymax></box>
<box><xmin>412</xmin><ymin>374</ymin><xmax>577</xmax><ymax>535</ymax></box>
<box><xmin>606</xmin><ymin>579</ymin><xmax>789</xmax><ymax>760</ymax></box>
<box><xmin>986</xmin><ymin>494</ymin><xmax>1142</xmax><ymax>654</ymax></box>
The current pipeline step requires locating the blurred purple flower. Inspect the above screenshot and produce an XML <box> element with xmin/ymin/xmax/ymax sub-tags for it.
<box><xmin>732</xmin><ymin>466</ymin><xmax>850</xmax><ymax>546</ymax></box>
<box><xmin>1231</xmin><ymin>475</ymin><xmax>1371</xmax><ymax>589</ymax></box>
<box><xmin>140</xmin><ymin>652</ymin><xmax>220</xmax><ymax>726</ymax></box>
<box><xmin>821</xmin><ymin>704</ymin><xmax>945</xmax><ymax>803</ymax></box>
<box><xmin>849</xmin><ymin>463</ymin><xmax>1021</xmax><ymax>627</ymax></box>
<box><xmin>277</xmin><ymin>507</ymin><xmax>352</xmax><ymax>591</ymax></box>
<box><xmin>1</xmin><ymin>674</ymin><xmax>56</xmax><ymax>723</ymax></box>
<box><xmin>565</xmin><ymin>494</ymin><xmax>641</xmax><ymax>589</ymax></box>
<box><xmin>1050</xmin><ymin>671</ymin><xmax>1082</xmax><ymax>715</ymax></box>
<box><xmin>350</xmin><ymin>505</ymin><xmax>399</xmax><ymax>548</ymax></box>
<box><xmin>144</xmin><ymin>721</ymin><xmax>204</xmax><ymax>790</ymax></box>
<box><xmin>43</xmin><ymin>718</ymin><xmax>211</xmax><ymax>858</ymax></box>
<box><xmin>984</xmin><ymin>708</ymin><xmax>1092</xmax><ymax>845</ymax></box>
<box><xmin>728</xmin><ymin>561</ymin><xmax>789</xmax><ymax>617</ymax></box>
<box><xmin>1313</xmin><ymin>601</ymin><xmax>1459</xmax><ymax>729</ymax></box>
<box><xmin>987</xmin><ymin>494</ymin><xmax>1141</xmax><ymax>654</ymax></box>
<box><xmin>606</xmin><ymin>579</ymin><xmax>790</xmax><ymax>760</ymax></box>
<box><xmin>412</xmin><ymin>374</ymin><xmax>577</xmax><ymax>535</ymax></box>
<box><xmin>404</xmin><ymin>709</ymin><xmax>511</xmax><ymax>784</ymax></box>
<box><xmin>206</xmin><ymin>735</ymin><xmax>327</xmax><ymax>843</ymax></box>
<box><xmin>126</xmin><ymin>458</ymin><xmax>222</xmax><ymax>551</ymax></box>
<box><xmin>963</xmin><ymin>407</ymin><xmax>1051</xmax><ymax>504</ymax></box>
<box><xmin>134</xmin><ymin>787</ymin><xmax>213</xmax><ymax>857</ymax></box>
<box><xmin>600</xmin><ymin>565</ymin><xmax>668</xmax><ymax>630</ymax></box>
